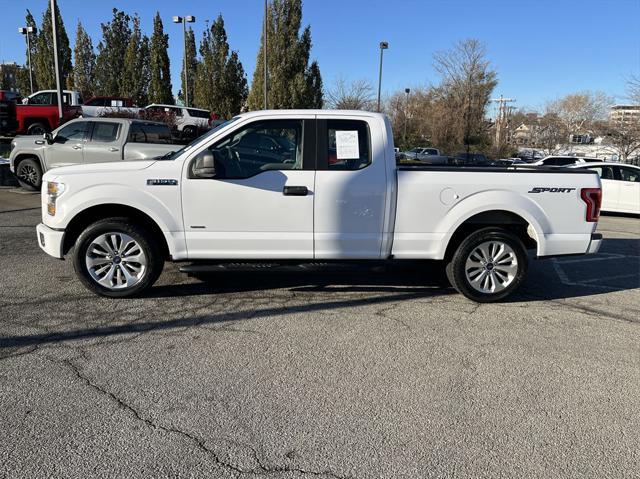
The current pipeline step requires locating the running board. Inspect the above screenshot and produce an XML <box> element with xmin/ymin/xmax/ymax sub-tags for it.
<box><xmin>179</xmin><ymin>261</ymin><xmax>393</xmax><ymax>274</ymax></box>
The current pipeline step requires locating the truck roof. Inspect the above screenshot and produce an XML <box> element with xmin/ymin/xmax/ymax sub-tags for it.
<box><xmin>235</xmin><ymin>109</ymin><xmax>388</xmax><ymax>120</ymax></box>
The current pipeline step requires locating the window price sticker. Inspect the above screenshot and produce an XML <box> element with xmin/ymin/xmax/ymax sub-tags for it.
<box><xmin>335</xmin><ymin>130</ymin><xmax>359</xmax><ymax>159</ymax></box>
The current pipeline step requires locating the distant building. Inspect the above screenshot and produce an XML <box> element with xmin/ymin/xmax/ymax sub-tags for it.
<box><xmin>512</xmin><ymin>123</ymin><xmax>533</xmax><ymax>145</ymax></box>
<box><xmin>610</xmin><ymin>104</ymin><xmax>640</xmax><ymax>126</ymax></box>
<box><xmin>0</xmin><ymin>63</ymin><xmax>20</xmax><ymax>92</ymax></box>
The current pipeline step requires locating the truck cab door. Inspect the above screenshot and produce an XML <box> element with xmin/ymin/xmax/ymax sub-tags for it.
<box><xmin>43</xmin><ymin>120</ymin><xmax>89</xmax><ymax>169</ymax></box>
<box><xmin>181</xmin><ymin>116</ymin><xmax>316</xmax><ymax>259</ymax></box>
<box><xmin>82</xmin><ymin>121</ymin><xmax>123</xmax><ymax>164</ymax></box>
<box><xmin>313</xmin><ymin>117</ymin><xmax>388</xmax><ymax>259</ymax></box>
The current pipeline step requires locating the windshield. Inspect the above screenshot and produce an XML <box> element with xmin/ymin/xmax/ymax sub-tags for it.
<box><xmin>155</xmin><ymin>117</ymin><xmax>240</xmax><ymax>161</ymax></box>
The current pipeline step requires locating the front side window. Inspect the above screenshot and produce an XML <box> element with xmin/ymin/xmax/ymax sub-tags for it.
<box><xmin>326</xmin><ymin>120</ymin><xmax>371</xmax><ymax>170</ymax></box>
<box><xmin>90</xmin><ymin>122</ymin><xmax>120</xmax><ymax>143</ymax></box>
<box><xmin>56</xmin><ymin>121</ymin><xmax>88</xmax><ymax>142</ymax></box>
<box><xmin>29</xmin><ymin>92</ymin><xmax>52</xmax><ymax>105</ymax></box>
<box><xmin>618</xmin><ymin>166</ymin><xmax>640</xmax><ymax>182</ymax></box>
<box><xmin>587</xmin><ymin>166</ymin><xmax>615</xmax><ymax>180</ymax></box>
<box><xmin>192</xmin><ymin>119</ymin><xmax>303</xmax><ymax>179</ymax></box>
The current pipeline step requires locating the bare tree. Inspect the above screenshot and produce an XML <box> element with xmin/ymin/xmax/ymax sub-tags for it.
<box><xmin>326</xmin><ymin>77</ymin><xmax>375</xmax><ymax>110</ymax></box>
<box><xmin>628</xmin><ymin>74</ymin><xmax>640</xmax><ymax>104</ymax></box>
<box><xmin>432</xmin><ymin>39</ymin><xmax>497</xmax><ymax>154</ymax></box>
<box><xmin>546</xmin><ymin>91</ymin><xmax>613</xmax><ymax>135</ymax></box>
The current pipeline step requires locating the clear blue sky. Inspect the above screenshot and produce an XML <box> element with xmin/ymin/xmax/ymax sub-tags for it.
<box><xmin>0</xmin><ymin>0</ymin><xmax>638</xmax><ymax>112</ymax></box>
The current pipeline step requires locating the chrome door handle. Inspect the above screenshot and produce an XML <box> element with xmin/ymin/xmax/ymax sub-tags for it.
<box><xmin>109</xmin><ymin>147</ymin><xmax>119</xmax><ymax>152</ymax></box>
<box><xmin>72</xmin><ymin>145</ymin><xmax>82</xmax><ymax>150</ymax></box>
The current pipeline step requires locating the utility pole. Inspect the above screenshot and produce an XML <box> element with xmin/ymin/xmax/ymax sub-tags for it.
<box><xmin>403</xmin><ymin>88</ymin><xmax>410</xmax><ymax>146</ymax></box>
<box><xmin>376</xmin><ymin>41</ymin><xmax>389</xmax><ymax>112</ymax></box>
<box><xmin>263</xmin><ymin>0</ymin><xmax>268</xmax><ymax>110</ymax></box>
<box><xmin>18</xmin><ymin>26</ymin><xmax>37</xmax><ymax>94</ymax></box>
<box><xmin>491</xmin><ymin>95</ymin><xmax>516</xmax><ymax>146</ymax></box>
<box><xmin>172</xmin><ymin>15</ymin><xmax>196</xmax><ymax>107</ymax></box>
<box><xmin>50</xmin><ymin>0</ymin><xmax>63</xmax><ymax>122</ymax></box>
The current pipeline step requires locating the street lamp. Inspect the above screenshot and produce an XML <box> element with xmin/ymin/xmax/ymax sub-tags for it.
<box><xmin>173</xmin><ymin>15</ymin><xmax>196</xmax><ymax>107</ymax></box>
<box><xmin>403</xmin><ymin>88</ymin><xmax>410</xmax><ymax>145</ymax></box>
<box><xmin>18</xmin><ymin>26</ymin><xmax>37</xmax><ymax>95</ymax></box>
<box><xmin>376</xmin><ymin>41</ymin><xmax>388</xmax><ymax>112</ymax></box>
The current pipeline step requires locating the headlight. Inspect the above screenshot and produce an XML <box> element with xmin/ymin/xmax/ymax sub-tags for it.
<box><xmin>46</xmin><ymin>181</ymin><xmax>65</xmax><ymax>216</ymax></box>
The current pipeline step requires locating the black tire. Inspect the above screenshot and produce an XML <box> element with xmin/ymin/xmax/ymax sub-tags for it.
<box><xmin>446</xmin><ymin>227</ymin><xmax>528</xmax><ymax>303</ymax></box>
<box><xmin>16</xmin><ymin>158</ymin><xmax>43</xmax><ymax>191</ymax></box>
<box><xmin>26</xmin><ymin>122</ymin><xmax>49</xmax><ymax>136</ymax></box>
<box><xmin>72</xmin><ymin>218</ymin><xmax>164</xmax><ymax>298</ymax></box>
<box><xmin>182</xmin><ymin>126</ymin><xmax>197</xmax><ymax>140</ymax></box>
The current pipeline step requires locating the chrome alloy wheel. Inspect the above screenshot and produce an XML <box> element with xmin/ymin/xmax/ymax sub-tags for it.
<box><xmin>464</xmin><ymin>240</ymin><xmax>518</xmax><ymax>294</ymax></box>
<box><xmin>85</xmin><ymin>232</ymin><xmax>147</xmax><ymax>290</ymax></box>
<box><xmin>18</xmin><ymin>164</ymin><xmax>38</xmax><ymax>186</ymax></box>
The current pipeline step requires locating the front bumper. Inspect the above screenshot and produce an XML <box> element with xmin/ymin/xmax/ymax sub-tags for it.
<box><xmin>36</xmin><ymin>223</ymin><xmax>65</xmax><ymax>259</ymax></box>
<box><xmin>587</xmin><ymin>232</ymin><xmax>603</xmax><ymax>254</ymax></box>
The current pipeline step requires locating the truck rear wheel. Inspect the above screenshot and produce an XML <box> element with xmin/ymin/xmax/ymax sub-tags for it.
<box><xmin>16</xmin><ymin>158</ymin><xmax>43</xmax><ymax>191</ymax></box>
<box><xmin>446</xmin><ymin>228</ymin><xmax>528</xmax><ymax>303</ymax></box>
<box><xmin>72</xmin><ymin>218</ymin><xmax>164</xmax><ymax>298</ymax></box>
<box><xmin>26</xmin><ymin>122</ymin><xmax>49</xmax><ymax>135</ymax></box>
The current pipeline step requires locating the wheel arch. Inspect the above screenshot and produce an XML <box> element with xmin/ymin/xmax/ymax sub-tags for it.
<box><xmin>14</xmin><ymin>153</ymin><xmax>43</xmax><ymax>171</ymax></box>
<box><xmin>62</xmin><ymin>204</ymin><xmax>171</xmax><ymax>259</ymax></box>
<box><xmin>442</xmin><ymin>209</ymin><xmax>540</xmax><ymax>262</ymax></box>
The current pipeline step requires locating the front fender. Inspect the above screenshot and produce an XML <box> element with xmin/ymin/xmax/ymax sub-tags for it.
<box><xmin>45</xmin><ymin>182</ymin><xmax>186</xmax><ymax>258</ymax></box>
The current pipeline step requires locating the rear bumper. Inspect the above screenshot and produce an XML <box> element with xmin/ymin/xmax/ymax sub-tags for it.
<box><xmin>36</xmin><ymin>223</ymin><xmax>65</xmax><ymax>259</ymax></box>
<box><xmin>587</xmin><ymin>233</ymin><xmax>603</xmax><ymax>254</ymax></box>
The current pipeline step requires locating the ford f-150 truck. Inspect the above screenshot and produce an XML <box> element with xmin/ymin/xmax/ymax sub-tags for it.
<box><xmin>10</xmin><ymin>118</ymin><xmax>177</xmax><ymax>190</ymax></box>
<box><xmin>36</xmin><ymin>110</ymin><xmax>603</xmax><ymax>302</ymax></box>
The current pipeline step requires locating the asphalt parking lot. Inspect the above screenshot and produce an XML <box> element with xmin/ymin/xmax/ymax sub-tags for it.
<box><xmin>1</xmin><ymin>187</ymin><xmax>639</xmax><ymax>478</ymax></box>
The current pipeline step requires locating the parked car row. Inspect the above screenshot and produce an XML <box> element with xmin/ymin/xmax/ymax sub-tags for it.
<box><xmin>0</xmin><ymin>89</ymin><xmax>217</xmax><ymax>141</ymax></box>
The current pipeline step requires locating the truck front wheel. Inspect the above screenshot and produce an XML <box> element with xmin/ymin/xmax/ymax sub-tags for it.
<box><xmin>16</xmin><ymin>158</ymin><xmax>43</xmax><ymax>191</ymax></box>
<box><xmin>26</xmin><ymin>122</ymin><xmax>49</xmax><ymax>135</ymax></box>
<box><xmin>73</xmin><ymin>218</ymin><xmax>164</xmax><ymax>298</ymax></box>
<box><xmin>446</xmin><ymin>228</ymin><xmax>528</xmax><ymax>303</ymax></box>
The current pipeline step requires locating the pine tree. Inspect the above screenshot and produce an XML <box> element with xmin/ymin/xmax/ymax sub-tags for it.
<box><xmin>33</xmin><ymin>2</ymin><xmax>72</xmax><ymax>90</ymax></box>
<box><xmin>247</xmin><ymin>0</ymin><xmax>323</xmax><ymax>110</ymax></box>
<box><xmin>180</xmin><ymin>27</ymin><xmax>197</xmax><ymax>107</ymax></box>
<box><xmin>71</xmin><ymin>21</ymin><xmax>96</xmax><ymax>100</ymax></box>
<box><xmin>15</xmin><ymin>10</ymin><xmax>39</xmax><ymax>95</ymax></box>
<box><xmin>122</xmin><ymin>15</ymin><xmax>150</xmax><ymax>106</ymax></box>
<box><xmin>193</xmin><ymin>15</ymin><xmax>247</xmax><ymax>117</ymax></box>
<box><xmin>94</xmin><ymin>9</ymin><xmax>131</xmax><ymax>96</ymax></box>
<box><xmin>149</xmin><ymin>12</ymin><xmax>173</xmax><ymax>104</ymax></box>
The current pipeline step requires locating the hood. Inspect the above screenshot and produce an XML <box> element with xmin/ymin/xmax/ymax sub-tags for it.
<box><xmin>44</xmin><ymin>160</ymin><xmax>156</xmax><ymax>179</ymax></box>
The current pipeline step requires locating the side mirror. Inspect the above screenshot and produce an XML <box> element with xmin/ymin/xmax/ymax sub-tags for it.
<box><xmin>22</xmin><ymin>97</ymin><xmax>29</xmax><ymax>105</ymax></box>
<box><xmin>43</xmin><ymin>133</ymin><xmax>54</xmax><ymax>144</ymax></box>
<box><xmin>193</xmin><ymin>151</ymin><xmax>216</xmax><ymax>178</ymax></box>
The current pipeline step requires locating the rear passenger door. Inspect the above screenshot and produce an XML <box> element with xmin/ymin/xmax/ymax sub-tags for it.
<box><xmin>615</xmin><ymin>166</ymin><xmax>640</xmax><ymax>213</ymax></box>
<box><xmin>82</xmin><ymin>121</ymin><xmax>123</xmax><ymax>164</ymax></box>
<box><xmin>314</xmin><ymin>117</ymin><xmax>387</xmax><ymax>259</ymax></box>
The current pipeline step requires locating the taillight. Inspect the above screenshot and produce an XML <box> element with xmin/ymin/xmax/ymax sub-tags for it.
<box><xmin>580</xmin><ymin>188</ymin><xmax>601</xmax><ymax>222</ymax></box>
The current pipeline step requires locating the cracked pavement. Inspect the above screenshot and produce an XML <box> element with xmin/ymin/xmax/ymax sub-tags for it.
<box><xmin>1</xmin><ymin>189</ymin><xmax>639</xmax><ymax>478</ymax></box>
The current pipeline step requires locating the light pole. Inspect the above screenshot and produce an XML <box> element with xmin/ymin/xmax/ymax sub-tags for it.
<box><xmin>173</xmin><ymin>15</ymin><xmax>196</xmax><ymax>107</ymax></box>
<box><xmin>376</xmin><ymin>41</ymin><xmax>388</xmax><ymax>112</ymax></box>
<box><xmin>50</xmin><ymin>0</ymin><xmax>63</xmax><ymax>122</ymax></box>
<box><xmin>263</xmin><ymin>0</ymin><xmax>268</xmax><ymax>110</ymax></box>
<box><xmin>18</xmin><ymin>26</ymin><xmax>37</xmax><ymax>94</ymax></box>
<box><xmin>403</xmin><ymin>88</ymin><xmax>410</xmax><ymax>146</ymax></box>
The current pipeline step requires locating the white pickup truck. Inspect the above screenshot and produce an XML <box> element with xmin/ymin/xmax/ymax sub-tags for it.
<box><xmin>36</xmin><ymin>110</ymin><xmax>603</xmax><ymax>302</ymax></box>
<box><xmin>10</xmin><ymin>118</ymin><xmax>177</xmax><ymax>190</ymax></box>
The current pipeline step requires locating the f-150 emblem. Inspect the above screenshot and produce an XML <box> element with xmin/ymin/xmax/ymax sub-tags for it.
<box><xmin>528</xmin><ymin>187</ymin><xmax>576</xmax><ymax>193</ymax></box>
<box><xmin>147</xmin><ymin>179</ymin><xmax>178</xmax><ymax>186</ymax></box>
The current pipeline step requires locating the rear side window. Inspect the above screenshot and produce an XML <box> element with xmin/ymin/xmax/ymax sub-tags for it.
<box><xmin>326</xmin><ymin>120</ymin><xmax>371</xmax><ymax>170</ymax></box>
<box><xmin>546</xmin><ymin>157</ymin><xmax>575</xmax><ymax>166</ymax></box>
<box><xmin>129</xmin><ymin>123</ymin><xmax>173</xmax><ymax>144</ymax></box>
<box><xmin>90</xmin><ymin>122</ymin><xmax>120</xmax><ymax>142</ymax></box>
<box><xmin>187</xmin><ymin>109</ymin><xmax>210</xmax><ymax>119</ymax></box>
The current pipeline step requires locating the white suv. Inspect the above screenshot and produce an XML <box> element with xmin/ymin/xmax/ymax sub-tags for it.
<box><xmin>533</xmin><ymin>156</ymin><xmax>603</xmax><ymax>167</ymax></box>
<box><xmin>145</xmin><ymin>104</ymin><xmax>211</xmax><ymax>139</ymax></box>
